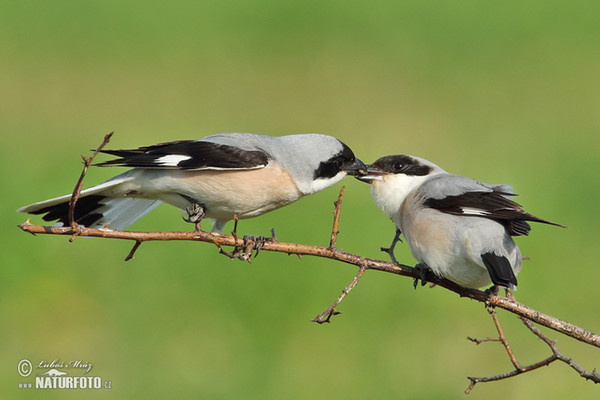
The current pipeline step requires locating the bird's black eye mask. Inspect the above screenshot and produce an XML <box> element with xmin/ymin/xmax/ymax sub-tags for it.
<box><xmin>313</xmin><ymin>143</ymin><xmax>356</xmax><ymax>179</ymax></box>
<box><xmin>370</xmin><ymin>155</ymin><xmax>432</xmax><ymax>176</ymax></box>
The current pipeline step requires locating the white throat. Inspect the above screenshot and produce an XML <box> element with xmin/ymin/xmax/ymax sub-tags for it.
<box><xmin>298</xmin><ymin>171</ymin><xmax>347</xmax><ymax>195</ymax></box>
<box><xmin>370</xmin><ymin>173</ymin><xmax>431</xmax><ymax>221</ymax></box>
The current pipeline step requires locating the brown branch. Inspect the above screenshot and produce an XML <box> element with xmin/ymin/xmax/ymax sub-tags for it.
<box><xmin>490</xmin><ymin>308</ymin><xmax>522</xmax><ymax>369</ymax></box>
<box><xmin>125</xmin><ymin>240</ymin><xmax>143</xmax><ymax>261</ymax></box>
<box><xmin>312</xmin><ymin>265</ymin><xmax>367</xmax><ymax>324</ymax></box>
<box><xmin>17</xmin><ymin>220</ymin><xmax>600</xmax><ymax>348</ymax></box>
<box><xmin>465</xmin><ymin>307</ymin><xmax>600</xmax><ymax>393</ymax></box>
<box><xmin>329</xmin><ymin>186</ymin><xmax>345</xmax><ymax>249</ymax></box>
<box><xmin>519</xmin><ymin>316</ymin><xmax>600</xmax><ymax>382</ymax></box>
<box><xmin>68</xmin><ymin>132</ymin><xmax>113</xmax><ymax>230</ymax></box>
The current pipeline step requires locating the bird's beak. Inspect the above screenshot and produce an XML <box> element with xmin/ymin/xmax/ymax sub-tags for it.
<box><xmin>355</xmin><ymin>165</ymin><xmax>387</xmax><ymax>183</ymax></box>
<box><xmin>343</xmin><ymin>158</ymin><xmax>368</xmax><ymax>177</ymax></box>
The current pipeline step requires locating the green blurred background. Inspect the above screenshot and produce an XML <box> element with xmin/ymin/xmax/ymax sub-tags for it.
<box><xmin>2</xmin><ymin>1</ymin><xmax>599</xmax><ymax>398</ymax></box>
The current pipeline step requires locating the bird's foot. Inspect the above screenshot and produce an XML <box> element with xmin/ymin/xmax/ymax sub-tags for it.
<box><xmin>219</xmin><ymin>230</ymin><xmax>278</xmax><ymax>262</ymax></box>
<box><xmin>242</xmin><ymin>231</ymin><xmax>280</xmax><ymax>259</ymax></box>
<box><xmin>413</xmin><ymin>263</ymin><xmax>431</xmax><ymax>290</ymax></box>
<box><xmin>484</xmin><ymin>285</ymin><xmax>501</xmax><ymax>297</ymax></box>
<box><xmin>483</xmin><ymin>285</ymin><xmax>502</xmax><ymax>311</ymax></box>
<box><xmin>483</xmin><ymin>285</ymin><xmax>515</xmax><ymax>301</ymax></box>
<box><xmin>183</xmin><ymin>202</ymin><xmax>206</xmax><ymax>231</ymax></box>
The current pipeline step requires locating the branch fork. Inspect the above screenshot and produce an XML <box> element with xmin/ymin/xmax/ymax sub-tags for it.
<box><xmin>465</xmin><ymin>306</ymin><xmax>600</xmax><ymax>393</ymax></box>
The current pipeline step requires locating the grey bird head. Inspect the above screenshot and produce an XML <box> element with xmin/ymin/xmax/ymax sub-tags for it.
<box><xmin>356</xmin><ymin>155</ymin><xmax>444</xmax><ymax>183</ymax></box>
<box><xmin>355</xmin><ymin>155</ymin><xmax>446</xmax><ymax>220</ymax></box>
<box><xmin>272</xmin><ymin>134</ymin><xmax>366</xmax><ymax>194</ymax></box>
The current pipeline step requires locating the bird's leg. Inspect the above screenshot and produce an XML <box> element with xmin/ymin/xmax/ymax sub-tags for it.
<box><xmin>484</xmin><ymin>285</ymin><xmax>501</xmax><ymax>299</ymax></box>
<box><xmin>413</xmin><ymin>263</ymin><xmax>431</xmax><ymax>290</ymax></box>
<box><xmin>381</xmin><ymin>227</ymin><xmax>402</xmax><ymax>264</ymax></box>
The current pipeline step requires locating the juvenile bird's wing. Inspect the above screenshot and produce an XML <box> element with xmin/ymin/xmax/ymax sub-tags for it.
<box><xmin>420</xmin><ymin>174</ymin><xmax>563</xmax><ymax>236</ymax></box>
<box><xmin>97</xmin><ymin>139</ymin><xmax>269</xmax><ymax>171</ymax></box>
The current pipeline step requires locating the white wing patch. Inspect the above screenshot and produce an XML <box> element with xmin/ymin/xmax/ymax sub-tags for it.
<box><xmin>156</xmin><ymin>155</ymin><xmax>192</xmax><ymax>166</ymax></box>
<box><xmin>460</xmin><ymin>207</ymin><xmax>491</xmax><ymax>216</ymax></box>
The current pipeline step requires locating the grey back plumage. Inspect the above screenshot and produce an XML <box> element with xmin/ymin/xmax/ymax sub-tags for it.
<box><xmin>419</xmin><ymin>174</ymin><xmax>514</xmax><ymax>200</ymax></box>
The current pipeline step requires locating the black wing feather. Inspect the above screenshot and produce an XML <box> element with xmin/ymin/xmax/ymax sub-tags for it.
<box><xmin>425</xmin><ymin>190</ymin><xmax>564</xmax><ymax>236</ymax></box>
<box><xmin>96</xmin><ymin>140</ymin><xmax>269</xmax><ymax>170</ymax></box>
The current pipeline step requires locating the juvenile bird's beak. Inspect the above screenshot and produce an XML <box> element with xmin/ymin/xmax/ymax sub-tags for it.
<box><xmin>355</xmin><ymin>166</ymin><xmax>387</xmax><ymax>183</ymax></box>
<box><xmin>343</xmin><ymin>158</ymin><xmax>368</xmax><ymax>177</ymax></box>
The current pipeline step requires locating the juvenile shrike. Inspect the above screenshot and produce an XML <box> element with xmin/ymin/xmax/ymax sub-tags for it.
<box><xmin>357</xmin><ymin>155</ymin><xmax>563</xmax><ymax>289</ymax></box>
<box><xmin>19</xmin><ymin>133</ymin><xmax>366</xmax><ymax>233</ymax></box>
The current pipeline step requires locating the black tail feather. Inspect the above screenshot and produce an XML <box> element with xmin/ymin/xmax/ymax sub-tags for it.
<box><xmin>481</xmin><ymin>252</ymin><xmax>517</xmax><ymax>288</ymax></box>
<box><xmin>29</xmin><ymin>195</ymin><xmax>106</xmax><ymax>227</ymax></box>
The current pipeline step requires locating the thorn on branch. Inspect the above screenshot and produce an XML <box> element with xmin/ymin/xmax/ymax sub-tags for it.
<box><xmin>269</xmin><ymin>228</ymin><xmax>278</xmax><ymax>243</ymax></box>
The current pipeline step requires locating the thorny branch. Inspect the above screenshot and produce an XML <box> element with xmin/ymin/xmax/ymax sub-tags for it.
<box><xmin>17</xmin><ymin>135</ymin><xmax>600</xmax><ymax>391</ymax></box>
<box><xmin>312</xmin><ymin>265</ymin><xmax>367</xmax><ymax>324</ymax></box>
<box><xmin>465</xmin><ymin>305</ymin><xmax>600</xmax><ymax>393</ymax></box>
<box><xmin>68</xmin><ymin>132</ymin><xmax>113</xmax><ymax>232</ymax></box>
<box><xmin>329</xmin><ymin>186</ymin><xmax>345</xmax><ymax>249</ymax></box>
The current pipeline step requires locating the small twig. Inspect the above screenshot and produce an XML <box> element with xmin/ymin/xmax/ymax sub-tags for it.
<box><xmin>231</xmin><ymin>215</ymin><xmax>239</xmax><ymax>240</ymax></box>
<box><xmin>312</xmin><ymin>185</ymin><xmax>358</xmax><ymax>323</ymax></box>
<box><xmin>490</xmin><ymin>308</ymin><xmax>522</xmax><ymax>369</ymax></box>
<box><xmin>125</xmin><ymin>240</ymin><xmax>143</xmax><ymax>261</ymax></box>
<box><xmin>312</xmin><ymin>265</ymin><xmax>367</xmax><ymax>324</ymax></box>
<box><xmin>519</xmin><ymin>316</ymin><xmax>600</xmax><ymax>383</ymax></box>
<box><xmin>466</xmin><ymin>336</ymin><xmax>501</xmax><ymax>345</ymax></box>
<box><xmin>329</xmin><ymin>186</ymin><xmax>345</xmax><ymax>249</ymax></box>
<box><xmin>465</xmin><ymin>308</ymin><xmax>600</xmax><ymax>393</ymax></box>
<box><xmin>68</xmin><ymin>132</ymin><xmax>113</xmax><ymax>230</ymax></box>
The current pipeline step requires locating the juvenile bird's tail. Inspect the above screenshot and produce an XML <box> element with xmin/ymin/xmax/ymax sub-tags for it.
<box><xmin>17</xmin><ymin>176</ymin><xmax>161</xmax><ymax>231</ymax></box>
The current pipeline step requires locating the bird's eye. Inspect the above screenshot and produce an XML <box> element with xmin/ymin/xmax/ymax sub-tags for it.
<box><xmin>393</xmin><ymin>162</ymin><xmax>404</xmax><ymax>171</ymax></box>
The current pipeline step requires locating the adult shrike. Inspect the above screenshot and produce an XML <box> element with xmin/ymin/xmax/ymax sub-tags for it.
<box><xmin>19</xmin><ymin>133</ymin><xmax>366</xmax><ymax>233</ymax></box>
<box><xmin>357</xmin><ymin>155</ymin><xmax>563</xmax><ymax>289</ymax></box>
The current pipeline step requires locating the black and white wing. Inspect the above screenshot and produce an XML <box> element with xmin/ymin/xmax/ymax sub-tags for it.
<box><xmin>97</xmin><ymin>140</ymin><xmax>269</xmax><ymax>171</ymax></box>
<box><xmin>421</xmin><ymin>174</ymin><xmax>564</xmax><ymax>236</ymax></box>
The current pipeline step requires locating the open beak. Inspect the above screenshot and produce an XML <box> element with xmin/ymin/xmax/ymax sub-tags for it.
<box><xmin>343</xmin><ymin>158</ymin><xmax>368</xmax><ymax>177</ymax></box>
<box><xmin>355</xmin><ymin>166</ymin><xmax>387</xmax><ymax>183</ymax></box>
